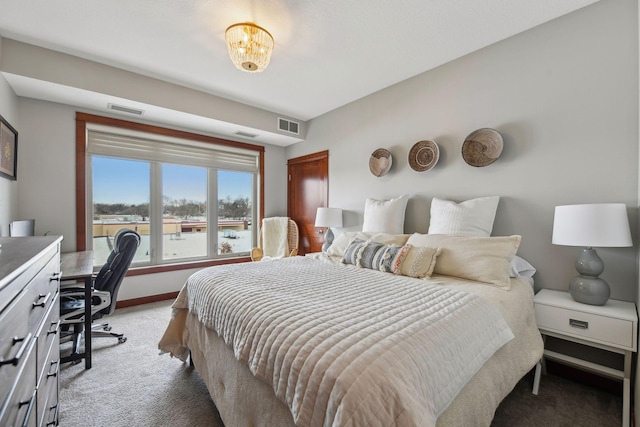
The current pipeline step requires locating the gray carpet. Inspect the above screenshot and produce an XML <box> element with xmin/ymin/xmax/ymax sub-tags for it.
<box><xmin>59</xmin><ymin>300</ymin><xmax>622</xmax><ymax>426</ymax></box>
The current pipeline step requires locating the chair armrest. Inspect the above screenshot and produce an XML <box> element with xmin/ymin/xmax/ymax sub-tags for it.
<box><xmin>60</xmin><ymin>284</ymin><xmax>87</xmax><ymax>293</ymax></box>
<box><xmin>250</xmin><ymin>247</ymin><xmax>263</xmax><ymax>262</ymax></box>
<box><xmin>60</xmin><ymin>277</ymin><xmax>95</xmax><ymax>291</ymax></box>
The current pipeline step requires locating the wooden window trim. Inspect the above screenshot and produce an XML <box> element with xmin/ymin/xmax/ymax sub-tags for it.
<box><xmin>75</xmin><ymin>112</ymin><xmax>265</xmax><ymax>275</ymax></box>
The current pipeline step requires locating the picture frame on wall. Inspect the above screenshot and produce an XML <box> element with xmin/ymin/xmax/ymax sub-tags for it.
<box><xmin>0</xmin><ymin>115</ymin><xmax>17</xmax><ymax>180</ymax></box>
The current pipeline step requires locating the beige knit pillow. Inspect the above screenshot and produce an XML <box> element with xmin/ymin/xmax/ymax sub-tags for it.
<box><xmin>406</xmin><ymin>234</ymin><xmax>521</xmax><ymax>289</ymax></box>
<box><xmin>398</xmin><ymin>245</ymin><xmax>441</xmax><ymax>279</ymax></box>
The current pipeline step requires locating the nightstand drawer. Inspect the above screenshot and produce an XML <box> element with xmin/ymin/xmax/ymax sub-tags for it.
<box><xmin>535</xmin><ymin>304</ymin><xmax>634</xmax><ymax>349</ymax></box>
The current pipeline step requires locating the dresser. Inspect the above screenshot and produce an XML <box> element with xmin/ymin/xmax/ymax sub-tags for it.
<box><xmin>0</xmin><ymin>236</ymin><xmax>63</xmax><ymax>427</ymax></box>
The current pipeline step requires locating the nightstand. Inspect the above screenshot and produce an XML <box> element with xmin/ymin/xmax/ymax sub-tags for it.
<box><xmin>533</xmin><ymin>289</ymin><xmax>638</xmax><ymax>427</ymax></box>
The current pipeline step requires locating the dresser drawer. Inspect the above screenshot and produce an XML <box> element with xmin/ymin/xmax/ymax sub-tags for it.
<box><xmin>0</xmin><ymin>340</ymin><xmax>37</xmax><ymax>427</ymax></box>
<box><xmin>0</xmin><ymin>243</ymin><xmax>57</xmax><ymax>314</ymax></box>
<box><xmin>535</xmin><ymin>303</ymin><xmax>635</xmax><ymax>349</ymax></box>
<box><xmin>0</xmin><ymin>289</ymin><xmax>33</xmax><ymax>405</ymax></box>
<box><xmin>25</xmin><ymin>255</ymin><xmax>61</xmax><ymax>334</ymax></box>
<box><xmin>36</xmin><ymin>316</ymin><xmax>59</xmax><ymax>427</ymax></box>
<box><xmin>36</xmin><ymin>347</ymin><xmax>59</xmax><ymax>427</ymax></box>
<box><xmin>36</xmin><ymin>293</ymin><xmax>60</xmax><ymax>386</ymax></box>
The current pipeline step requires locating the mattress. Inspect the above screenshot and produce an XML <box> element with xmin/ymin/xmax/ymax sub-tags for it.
<box><xmin>159</xmin><ymin>257</ymin><xmax>543</xmax><ymax>426</ymax></box>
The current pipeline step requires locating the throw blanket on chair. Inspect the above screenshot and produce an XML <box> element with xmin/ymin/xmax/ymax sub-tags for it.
<box><xmin>262</xmin><ymin>217</ymin><xmax>290</xmax><ymax>258</ymax></box>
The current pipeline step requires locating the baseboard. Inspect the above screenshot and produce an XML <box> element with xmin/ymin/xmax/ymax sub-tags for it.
<box><xmin>116</xmin><ymin>291</ymin><xmax>179</xmax><ymax>309</ymax></box>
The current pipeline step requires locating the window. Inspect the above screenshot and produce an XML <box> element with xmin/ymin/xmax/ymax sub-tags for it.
<box><xmin>92</xmin><ymin>157</ymin><xmax>152</xmax><ymax>266</ymax></box>
<box><xmin>218</xmin><ymin>170</ymin><xmax>254</xmax><ymax>255</ymax></box>
<box><xmin>162</xmin><ymin>164</ymin><xmax>208</xmax><ymax>261</ymax></box>
<box><xmin>76</xmin><ymin>113</ymin><xmax>264</xmax><ymax>273</ymax></box>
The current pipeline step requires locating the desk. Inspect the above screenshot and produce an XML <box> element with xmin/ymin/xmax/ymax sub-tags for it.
<box><xmin>60</xmin><ymin>251</ymin><xmax>94</xmax><ymax>369</ymax></box>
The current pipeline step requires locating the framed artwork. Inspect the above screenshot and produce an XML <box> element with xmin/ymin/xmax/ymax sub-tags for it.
<box><xmin>0</xmin><ymin>115</ymin><xmax>17</xmax><ymax>180</ymax></box>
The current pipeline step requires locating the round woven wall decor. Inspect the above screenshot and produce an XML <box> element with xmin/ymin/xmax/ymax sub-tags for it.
<box><xmin>408</xmin><ymin>140</ymin><xmax>439</xmax><ymax>172</ymax></box>
<box><xmin>462</xmin><ymin>128</ymin><xmax>503</xmax><ymax>167</ymax></box>
<box><xmin>369</xmin><ymin>148</ymin><xmax>392</xmax><ymax>177</ymax></box>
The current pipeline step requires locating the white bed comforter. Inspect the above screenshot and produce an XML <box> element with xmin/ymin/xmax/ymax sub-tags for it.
<box><xmin>160</xmin><ymin>256</ymin><xmax>514</xmax><ymax>427</ymax></box>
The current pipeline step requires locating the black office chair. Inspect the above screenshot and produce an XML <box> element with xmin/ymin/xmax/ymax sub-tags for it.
<box><xmin>60</xmin><ymin>228</ymin><xmax>140</xmax><ymax>357</ymax></box>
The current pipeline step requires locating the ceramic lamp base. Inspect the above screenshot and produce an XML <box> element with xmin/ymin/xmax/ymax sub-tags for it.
<box><xmin>321</xmin><ymin>228</ymin><xmax>335</xmax><ymax>252</ymax></box>
<box><xmin>569</xmin><ymin>275</ymin><xmax>610</xmax><ymax>306</ymax></box>
<box><xmin>569</xmin><ymin>247</ymin><xmax>610</xmax><ymax>306</ymax></box>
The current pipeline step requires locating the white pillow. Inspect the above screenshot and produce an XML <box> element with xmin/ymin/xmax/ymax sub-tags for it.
<box><xmin>510</xmin><ymin>255</ymin><xmax>536</xmax><ymax>279</ymax></box>
<box><xmin>428</xmin><ymin>196</ymin><xmax>499</xmax><ymax>237</ymax></box>
<box><xmin>326</xmin><ymin>231</ymin><xmax>373</xmax><ymax>257</ymax></box>
<box><xmin>406</xmin><ymin>233</ymin><xmax>521</xmax><ymax>289</ymax></box>
<box><xmin>362</xmin><ymin>195</ymin><xmax>409</xmax><ymax>234</ymax></box>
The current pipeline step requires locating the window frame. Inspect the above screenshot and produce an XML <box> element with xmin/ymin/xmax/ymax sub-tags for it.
<box><xmin>76</xmin><ymin>112</ymin><xmax>265</xmax><ymax>276</ymax></box>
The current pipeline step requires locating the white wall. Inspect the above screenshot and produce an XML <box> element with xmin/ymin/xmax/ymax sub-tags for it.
<box><xmin>16</xmin><ymin>99</ymin><xmax>75</xmax><ymax>244</ymax></box>
<box><xmin>15</xmin><ymin>97</ymin><xmax>288</xmax><ymax>299</ymax></box>
<box><xmin>0</xmin><ymin>72</ymin><xmax>19</xmax><ymax>236</ymax></box>
<box><xmin>287</xmin><ymin>0</ymin><xmax>639</xmax><ymax>301</ymax></box>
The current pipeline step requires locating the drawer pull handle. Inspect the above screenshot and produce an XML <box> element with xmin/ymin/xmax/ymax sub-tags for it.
<box><xmin>46</xmin><ymin>403</ymin><xmax>59</xmax><ymax>426</ymax></box>
<box><xmin>0</xmin><ymin>333</ymin><xmax>33</xmax><ymax>367</ymax></box>
<box><xmin>47</xmin><ymin>359</ymin><xmax>60</xmax><ymax>378</ymax></box>
<box><xmin>18</xmin><ymin>390</ymin><xmax>37</xmax><ymax>427</ymax></box>
<box><xmin>50</xmin><ymin>272</ymin><xmax>61</xmax><ymax>282</ymax></box>
<box><xmin>569</xmin><ymin>319</ymin><xmax>589</xmax><ymax>330</ymax></box>
<box><xmin>33</xmin><ymin>292</ymin><xmax>51</xmax><ymax>308</ymax></box>
<box><xmin>47</xmin><ymin>320</ymin><xmax>61</xmax><ymax>336</ymax></box>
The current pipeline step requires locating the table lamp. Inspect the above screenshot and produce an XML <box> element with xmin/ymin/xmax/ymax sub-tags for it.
<box><xmin>552</xmin><ymin>203</ymin><xmax>632</xmax><ymax>305</ymax></box>
<box><xmin>315</xmin><ymin>207</ymin><xmax>343</xmax><ymax>252</ymax></box>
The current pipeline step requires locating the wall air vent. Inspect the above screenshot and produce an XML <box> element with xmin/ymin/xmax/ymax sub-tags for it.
<box><xmin>278</xmin><ymin>117</ymin><xmax>300</xmax><ymax>135</ymax></box>
<box><xmin>234</xmin><ymin>131</ymin><xmax>259</xmax><ymax>138</ymax></box>
<box><xmin>108</xmin><ymin>103</ymin><xmax>145</xmax><ymax>116</ymax></box>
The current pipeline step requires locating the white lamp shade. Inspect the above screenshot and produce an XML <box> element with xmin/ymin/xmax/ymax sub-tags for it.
<box><xmin>315</xmin><ymin>207</ymin><xmax>343</xmax><ymax>228</ymax></box>
<box><xmin>552</xmin><ymin>203</ymin><xmax>632</xmax><ymax>247</ymax></box>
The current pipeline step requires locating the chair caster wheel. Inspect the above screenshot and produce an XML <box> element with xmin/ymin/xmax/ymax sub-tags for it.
<box><xmin>118</xmin><ymin>337</ymin><xmax>127</xmax><ymax>343</ymax></box>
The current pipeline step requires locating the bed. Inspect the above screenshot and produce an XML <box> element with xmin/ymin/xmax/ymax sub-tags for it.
<box><xmin>159</xmin><ymin>230</ymin><xmax>544</xmax><ymax>427</ymax></box>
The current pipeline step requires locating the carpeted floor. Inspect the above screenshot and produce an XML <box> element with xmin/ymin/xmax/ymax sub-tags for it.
<box><xmin>59</xmin><ymin>300</ymin><xmax>622</xmax><ymax>427</ymax></box>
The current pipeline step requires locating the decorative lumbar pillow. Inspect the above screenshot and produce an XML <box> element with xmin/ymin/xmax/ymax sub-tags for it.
<box><xmin>342</xmin><ymin>238</ymin><xmax>369</xmax><ymax>266</ymax></box>
<box><xmin>342</xmin><ymin>238</ymin><xmax>440</xmax><ymax>279</ymax></box>
<box><xmin>362</xmin><ymin>195</ymin><xmax>409</xmax><ymax>234</ymax></box>
<box><xmin>398</xmin><ymin>245</ymin><xmax>441</xmax><ymax>279</ymax></box>
<box><xmin>358</xmin><ymin>241</ymin><xmax>409</xmax><ymax>273</ymax></box>
<box><xmin>406</xmin><ymin>233</ymin><xmax>521</xmax><ymax>289</ymax></box>
<box><xmin>326</xmin><ymin>232</ymin><xmax>409</xmax><ymax>258</ymax></box>
<box><xmin>427</xmin><ymin>196</ymin><xmax>499</xmax><ymax>237</ymax></box>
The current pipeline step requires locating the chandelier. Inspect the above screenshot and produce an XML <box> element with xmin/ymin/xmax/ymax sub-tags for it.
<box><xmin>225</xmin><ymin>23</ymin><xmax>274</xmax><ymax>72</ymax></box>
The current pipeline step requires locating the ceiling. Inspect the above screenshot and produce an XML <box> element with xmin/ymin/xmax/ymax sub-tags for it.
<box><xmin>0</xmin><ymin>0</ymin><xmax>597</xmax><ymax>145</ymax></box>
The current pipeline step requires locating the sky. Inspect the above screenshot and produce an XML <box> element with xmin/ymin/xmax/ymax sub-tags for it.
<box><xmin>93</xmin><ymin>157</ymin><xmax>252</xmax><ymax>205</ymax></box>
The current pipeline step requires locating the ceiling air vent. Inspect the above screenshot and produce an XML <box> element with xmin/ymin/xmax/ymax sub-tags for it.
<box><xmin>278</xmin><ymin>117</ymin><xmax>300</xmax><ymax>135</ymax></box>
<box><xmin>234</xmin><ymin>131</ymin><xmax>258</xmax><ymax>138</ymax></box>
<box><xmin>108</xmin><ymin>103</ymin><xmax>145</xmax><ymax>116</ymax></box>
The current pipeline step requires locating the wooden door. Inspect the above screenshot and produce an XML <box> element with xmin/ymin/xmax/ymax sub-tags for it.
<box><xmin>288</xmin><ymin>151</ymin><xmax>328</xmax><ymax>255</ymax></box>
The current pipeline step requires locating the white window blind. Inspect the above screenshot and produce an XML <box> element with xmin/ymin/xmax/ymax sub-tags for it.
<box><xmin>87</xmin><ymin>129</ymin><xmax>259</xmax><ymax>173</ymax></box>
